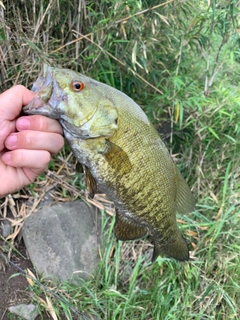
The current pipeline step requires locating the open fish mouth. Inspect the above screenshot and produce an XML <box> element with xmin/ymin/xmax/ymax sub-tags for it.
<box><xmin>23</xmin><ymin>65</ymin><xmax>61</xmax><ymax>119</ymax></box>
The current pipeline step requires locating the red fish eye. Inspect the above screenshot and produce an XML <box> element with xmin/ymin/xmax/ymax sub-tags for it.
<box><xmin>71</xmin><ymin>81</ymin><xmax>84</xmax><ymax>92</ymax></box>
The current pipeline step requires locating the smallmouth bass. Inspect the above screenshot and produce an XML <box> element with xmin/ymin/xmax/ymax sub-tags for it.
<box><xmin>24</xmin><ymin>65</ymin><xmax>195</xmax><ymax>262</ymax></box>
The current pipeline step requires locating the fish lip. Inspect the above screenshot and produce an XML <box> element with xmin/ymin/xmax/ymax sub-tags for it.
<box><xmin>23</xmin><ymin>65</ymin><xmax>61</xmax><ymax>119</ymax></box>
<box><xmin>32</xmin><ymin>64</ymin><xmax>53</xmax><ymax>95</ymax></box>
<box><xmin>23</xmin><ymin>101</ymin><xmax>59</xmax><ymax>119</ymax></box>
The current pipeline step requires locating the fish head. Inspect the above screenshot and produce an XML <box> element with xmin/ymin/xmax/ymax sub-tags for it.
<box><xmin>24</xmin><ymin>65</ymin><xmax>118</xmax><ymax>138</ymax></box>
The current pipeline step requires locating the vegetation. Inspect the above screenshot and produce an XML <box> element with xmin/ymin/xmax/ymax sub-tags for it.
<box><xmin>0</xmin><ymin>0</ymin><xmax>240</xmax><ymax>319</ymax></box>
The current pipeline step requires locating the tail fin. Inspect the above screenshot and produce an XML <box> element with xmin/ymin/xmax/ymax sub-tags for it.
<box><xmin>152</xmin><ymin>230</ymin><xmax>189</xmax><ymax>262</ymax></box>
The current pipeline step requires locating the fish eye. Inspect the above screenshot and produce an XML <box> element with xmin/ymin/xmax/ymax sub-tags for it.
<box><xmin>71</xmin><ymin>81</ymin><xmax>84</xmax><ymax>92</ymax></box>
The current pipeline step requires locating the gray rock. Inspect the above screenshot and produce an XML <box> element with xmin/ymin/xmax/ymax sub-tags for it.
<box><xmin>1</xmin><ymin>221</ymin><xmax>11</xmax><ymax>238</ymax></box>
<box><xmin>8</xmin><ymin>304</ymin><xmax>38</xmax><ymax>320</ymax></box>
<box><xmin>22</xmin><ymin>201</ymin><xmax>100</xmax><ymax>283</ymax></box>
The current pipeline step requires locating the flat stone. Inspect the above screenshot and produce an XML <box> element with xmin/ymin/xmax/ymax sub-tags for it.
<box><xmin>8</xmin><ymin>304</ymin><xmax>38</xmax><ymax>320</ymax></box>
<box><xmin>22</xmin><ymin>201</ymin><xmax>100</xmax><ymax>283</ymax></box>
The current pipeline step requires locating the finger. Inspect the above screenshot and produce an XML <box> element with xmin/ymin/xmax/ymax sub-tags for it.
<box><xmin>1</xmin><ymin>149</ymin><xmax>51</xmax><ymax>170</ymax></box>
<box><xmin>5</xmin><ymin>131</ymin><xmax>64</xmax><ymax>155</ymax></box>
<box><xmin>0</xmin><ymin>85</ymin><xmax>35</xmax><ymax>121</ymax></box>
<box><xmin>16</xmin><ymin>115</ymin><xmax>63</xmax><ymax>135</ymax></box>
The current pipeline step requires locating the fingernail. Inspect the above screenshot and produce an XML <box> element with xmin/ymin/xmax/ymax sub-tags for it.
<box><xmin>5</xmin><ymin>134</ymin><xmax>17</xmax><ymax>147</ymax></box>
<box><xmin>17</xmin><ymin>118</ymin><xmax>30</xmax><ymax>130</ymax></box>
<box><xmin>2</xmin><ymin>153</ymin><xmax>11</xmax><ymax>163</ymax></box>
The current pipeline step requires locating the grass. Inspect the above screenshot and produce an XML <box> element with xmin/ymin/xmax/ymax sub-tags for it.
<box><xmin>26</xmin><ymin>212</ymin><xmax>239</xmax><ymax>319</ymax></box>
<box><xmin>0</xmin><ymin>0</ymin><xmax>240</xmax><ymax>319</ymax></box>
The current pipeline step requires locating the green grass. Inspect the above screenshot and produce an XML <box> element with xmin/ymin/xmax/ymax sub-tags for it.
<box><xmin>23</xmin><ymin>205</ymin><xmax>239</xmax><ymax>320</ymax></box>
<box><xmin>1</xmin><ymin>0</ymin><xmax>240</xmax><ymax>319</ymax></box>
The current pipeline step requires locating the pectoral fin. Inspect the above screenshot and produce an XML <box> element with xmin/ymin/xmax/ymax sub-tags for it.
<box><xmin>114</xmin><ymin>209</ymin><xmax>147</xmax><ymax>241</ymax></box>
<box><xmin>84</xmin><ymin>166</ymin><xmax>97</xmax><ymax>199</ymax></box>
<box><xmin>104</xmin><ymin>141</ymin><xmax>132</xmax><ymax>174</ymax></box>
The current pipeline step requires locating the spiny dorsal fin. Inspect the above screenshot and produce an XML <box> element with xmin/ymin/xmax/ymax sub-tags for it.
<box><xmin>175</xmin><ymin>166</ymin><xmax>195</xmax><ymax>215</ymax></box>
<box><xmin>114</xmin><ymin>209</ymin><xmax>147</xmax><ymax>241</ymax></box>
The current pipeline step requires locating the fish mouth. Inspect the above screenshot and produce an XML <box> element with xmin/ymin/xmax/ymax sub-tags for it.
<box><xmin>23</xmin><ymin>65</ymin><xmax>60</xmax><ymax>119</ymax></box>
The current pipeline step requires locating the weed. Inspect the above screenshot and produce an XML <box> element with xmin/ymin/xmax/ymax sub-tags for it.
<box><xmin>0</xmin><ymin>0</ymin><xmax>239</xmax><ymax>319</ymax></box>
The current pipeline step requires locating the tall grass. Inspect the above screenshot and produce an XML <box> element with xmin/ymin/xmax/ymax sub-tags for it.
<box><xmin>0</xmin><ymin>0</ymin><xmax>240</xmax><ymax>319</ymax></box>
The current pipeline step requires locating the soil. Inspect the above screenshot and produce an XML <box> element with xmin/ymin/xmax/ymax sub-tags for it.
<box><xmin>0</xmin><ymin>238</ymin><xmax>90</xmax><ymax>320</ymax></box>
<box><xmin>0</xmin><ymin>202</ymin><xmax>90</xmax><ymax>320</ymax></box>
<box><xmin>0</xmin><ymin>240</ymin><xmax>34</xmax><ymax>319</ymax></box>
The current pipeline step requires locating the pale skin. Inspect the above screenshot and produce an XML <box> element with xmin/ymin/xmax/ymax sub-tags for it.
<box><xmin>0</xmin><ymin>85</ymin><xmax>64</xmax><ymax>198</ymax></box>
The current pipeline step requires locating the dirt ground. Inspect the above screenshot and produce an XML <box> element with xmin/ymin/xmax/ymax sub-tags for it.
<box><xmin>0</xmin><ymin>240</ymin><xmax>34</xmax><ymax>319</ymax></box>
<box><xmin>0</xmin><ymin>199</ymin><xmax>94</xmax><ymax>320</ymax></box>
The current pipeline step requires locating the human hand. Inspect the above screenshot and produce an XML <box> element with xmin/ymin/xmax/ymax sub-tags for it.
<box><xmin>0</xmin><ymin>85</ymin><xmax>64</xmax><ymax>198</ymax></box>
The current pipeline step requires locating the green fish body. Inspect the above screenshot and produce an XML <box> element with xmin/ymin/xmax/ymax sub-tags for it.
<box><xmin>24</xmin><ymin>65</ymin><xmax>195</xmax><ymax>262</ymax></box>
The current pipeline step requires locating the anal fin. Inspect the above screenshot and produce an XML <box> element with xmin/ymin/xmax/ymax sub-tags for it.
<box><xmin>114</xmin><ymin>209</ymin><xmax>147</xmax><ymax>241</ymax></box>
<box><xmin>152</xmin><ymin>230</ymin><xmax>189</xmax><ymax>262</ymax></box>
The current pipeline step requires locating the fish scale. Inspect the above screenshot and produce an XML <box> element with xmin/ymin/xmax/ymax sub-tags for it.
<box><xmin>24</xmin><ymin>65</ymin><xmax>195</xmax><ymax>262</ymax></box>
<box><xmin>109</xmin><ymin>117</ymin><xmax>174</xmax><ymax>217</ymax></box>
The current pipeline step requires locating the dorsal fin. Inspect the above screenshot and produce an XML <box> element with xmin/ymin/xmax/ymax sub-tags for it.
<box><xmin>174</xmin><ymin>166</ymin><xmax>195</xmax><ymax>214</ymax></box>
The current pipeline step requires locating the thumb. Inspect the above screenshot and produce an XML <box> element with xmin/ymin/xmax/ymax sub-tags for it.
<box><xmin>0</xmin><ymin>85</ymin><xmax>35</xmax><ymax>121</ymax></box>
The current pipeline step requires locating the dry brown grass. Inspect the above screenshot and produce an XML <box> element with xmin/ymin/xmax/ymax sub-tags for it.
<box><xmin>0</xmin><ymin>1</ymin><xmax>240</xmax><ymax>319</ymax></box>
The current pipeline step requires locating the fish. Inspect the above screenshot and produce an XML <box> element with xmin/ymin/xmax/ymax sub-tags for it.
<box><xmin>24</xmin><ymin>65</ymin><xmax>195</xmax><ymax>262</ymax></box>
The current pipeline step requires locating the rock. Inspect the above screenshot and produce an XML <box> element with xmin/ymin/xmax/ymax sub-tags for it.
<box><xmin>1</xmin><ymin>221</ymin><xmax>11</xmax><ymax>238</ymax></box>
<box><xmin>0</xmin><ymin>251</ymin><xmax>8</xmax><ymax>272</ymax></box>
<box><xmin>22</xmin><ymin>201</ymin><xmax>100</xmax><ymax>283</ymax></box>
<box><xmin>8</xmin><ymin>304</ymin><xmax>38</xmax><ymax>320</ymax></box>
